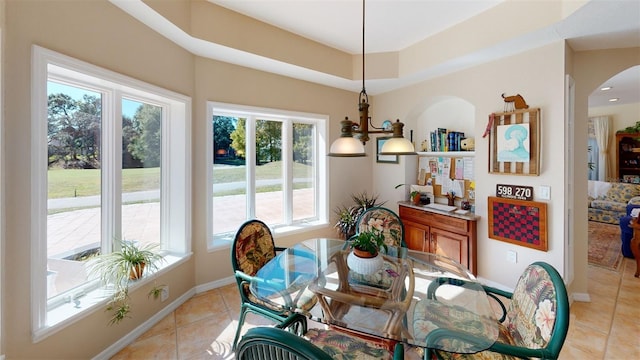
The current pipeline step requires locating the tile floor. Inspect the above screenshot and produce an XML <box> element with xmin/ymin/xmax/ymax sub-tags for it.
<box><xmin>112</xmin><ymin>258</ymin><xmax>640</xmax><ymax>359</ymax></box>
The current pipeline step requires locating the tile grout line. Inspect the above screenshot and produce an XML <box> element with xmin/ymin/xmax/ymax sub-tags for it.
<box><xmin>602</xmin><ymin>261</ymin><xmax>625</xmax><ymax>359</ymax></box>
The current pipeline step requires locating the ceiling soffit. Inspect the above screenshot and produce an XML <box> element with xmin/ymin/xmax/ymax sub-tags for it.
<box><xmin>114</xmin><ymin>0</ymin><xmax>588</xmax><ymax>94</ymax></box>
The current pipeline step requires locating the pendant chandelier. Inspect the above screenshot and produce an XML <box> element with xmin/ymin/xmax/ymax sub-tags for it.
<box><xmin>328</xmin><ymin>0</ymin><xmax>416</xmax><ymax>157</ymax></box>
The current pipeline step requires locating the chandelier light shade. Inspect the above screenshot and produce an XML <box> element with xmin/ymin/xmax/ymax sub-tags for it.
<box><xmin>380</xmin><ymin>120</ymin><xmax>417</xmax><ymax>155</ymax></box>
<box><xmin>328</xmin><ymin>117</ymin><xmax>366</xmax><ymax>156</ymax></box>
<box><xmin>328</xmin><ymin>0</ymin><xmax>416</xmax><ymax>157</ymax></box>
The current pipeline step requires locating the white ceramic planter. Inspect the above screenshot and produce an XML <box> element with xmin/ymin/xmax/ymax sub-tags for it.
<box><xmin>347</xmin><ymin>251</ymin><xmax>383</xmax><ymax>275</ymax></box>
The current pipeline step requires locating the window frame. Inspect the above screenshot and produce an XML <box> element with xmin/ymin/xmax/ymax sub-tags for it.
<box><xmin>207</xmin><ymin>102</ymin><xmax>329</xmax><ymax>250</ymax></box>
<box><xmin>31</xmin><ymin>45</ymin><xmax>192</xmax><ymax>341</ymax></box>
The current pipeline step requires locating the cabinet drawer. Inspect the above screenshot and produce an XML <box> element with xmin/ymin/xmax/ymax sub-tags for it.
<box><xmin>399</xmin><ymin>206</ymin><xmax>433</xmax><ymax>223</ymax></box>
<box><xmin>432</xmin><ymin>213</ymin><xmax>468</xmax><ymax>233</ymax></box>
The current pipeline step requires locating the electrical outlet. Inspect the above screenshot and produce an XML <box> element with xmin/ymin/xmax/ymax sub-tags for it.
<box><xmin>161</xmin><ymin>286</ymin><xmax>169</xmax><ymax>302</ymax></box>
<box><xmin>507</xmin><ymin>250</ymin><xmax>517</xmax><ymax>263</ymax></box>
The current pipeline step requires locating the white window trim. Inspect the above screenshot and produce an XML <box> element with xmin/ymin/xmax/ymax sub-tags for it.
<box><xmin>31</xmin><ymin>45</ymin><xmax>192</xmax><ymax>341</ymax></box>
<box><xmin>207</xmin><ymin>102</ymin><xmax>329</xmax><ymax>251</ymax></box>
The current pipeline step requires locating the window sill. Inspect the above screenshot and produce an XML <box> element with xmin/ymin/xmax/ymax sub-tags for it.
<box><xmin>208</xmin><ymin>220</ymin><xmax>329</xmax><ymax>252</ymax></box>
<box><xmin>33</xmin><ymin>253</ymin><xmax>191</xmax><ymax>343</ymax></box>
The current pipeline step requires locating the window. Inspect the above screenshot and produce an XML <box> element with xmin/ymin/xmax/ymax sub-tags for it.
<box><xmin>208</xmin><ymin>103</ymin><xmax>328</xmax><ymax>248</ymax></box>
<box><xmin>31</xmin><ymin>46</ymin><xmax>191</xmax><ymax>340</ymax></box>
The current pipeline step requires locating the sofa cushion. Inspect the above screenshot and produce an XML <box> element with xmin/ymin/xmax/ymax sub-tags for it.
<box><xmin>605</xmin><ymin>183</ymin><xmax>640</xmax><ymax>203</ymax></box>
<box><xmin>590</xmin><ymin>200</ymin><xmax>629</xmax><ymax>213</ymax></box>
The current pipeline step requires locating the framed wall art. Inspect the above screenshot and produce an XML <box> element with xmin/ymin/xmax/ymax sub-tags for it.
<box><xmin>376</xmin><ymin>137</ymin><xmax>399</xmax><ymax>163</ymax></box>
<box><xmin>488</xmin><ymin>196</ymin><xmax>548</xmax><ymax>251</ymax></box>
<box><xmin>488</xmin><ymin>108</ymin><xmax>541</xmax><ymax>175</ymax></box>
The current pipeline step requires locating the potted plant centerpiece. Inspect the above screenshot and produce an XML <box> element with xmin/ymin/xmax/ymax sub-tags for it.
<box><xmin>88</xmin><ymin>240</ymin><xmax>165</xmax><ymax>325</ymax></box>
<box><xmin>347</xmin><ymin>229</ymin><xmax>387</xmax><ymax>275</ymax></box>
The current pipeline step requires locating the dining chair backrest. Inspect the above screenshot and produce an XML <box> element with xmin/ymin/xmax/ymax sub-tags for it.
<box><xmin>503</xmin><ymin>261</ymin><xmax>570</xmax><ymax>357</ymax></box>
<box><xmin>236</xmin><ymin>327</ymin><xmax>333</xmax><ymax>360</ymax></box>
<box><xmin>232</xmin><ymin>219</ymin><xmax>277</xmax><ymax>279</ymax></box>
<box><xmin>356</xmin><ymin>206</ymin><xmax>406</xmax><ymax>248</ymax></box>
<box><xmin>427</xmin><ymin>261</ymin><xmax>570</xmax><ymax>360</ymax></box>
<box><xmin>231</xmin><ymin>219</ymin><xmax>311</xmax><ymax>350</ymax></box>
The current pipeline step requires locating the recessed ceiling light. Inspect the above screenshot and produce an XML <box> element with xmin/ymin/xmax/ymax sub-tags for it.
<box><xmin>609</xmin><ymin>98</ymin><xmax>619</xmax><ymax>102</ymax></box>
<box><xmin>601</xmin><ymin>86</ymin><xmax>612</xmax><ymax>91</ymax></box>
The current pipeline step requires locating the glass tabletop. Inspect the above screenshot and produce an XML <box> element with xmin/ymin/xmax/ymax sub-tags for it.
<box><xmin>250</xmin><ymin>238</ymin><xmax>498</xmax><ymax>353</ymax></box>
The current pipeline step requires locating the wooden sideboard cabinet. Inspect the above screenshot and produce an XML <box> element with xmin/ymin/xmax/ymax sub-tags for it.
<box><xmin>399</xmin><ymin>203</ymin><xmax>478</xmax><ymax>275</ymax></box>
<box><xmin>616</xmin><ymin>133</ymin><xmax>640</xmax><ymax>183</ymax></box>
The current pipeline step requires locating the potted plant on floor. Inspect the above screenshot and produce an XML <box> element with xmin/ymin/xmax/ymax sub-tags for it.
<box><xmin>347</xmin><ymin>229</ymin><xmax>387</xmax><ymax>275</ymax></box>
<box><xmin>88</xmin><ymin>240</ymin><xmax>165</xmax><ymax>325</ymax></box>
<box><xmin>334</xmin><ymin>192</ymin><xmax>385</xmax><ymax>239</ymax></box>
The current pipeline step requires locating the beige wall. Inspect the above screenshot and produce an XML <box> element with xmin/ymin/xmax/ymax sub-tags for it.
<box><xmin>3</xmin><ymin>1</ymin><xmax>197</xmax><ymax>358</ymax></box>
<box><xmin>571</xmin><ymin>47</ymin><xmax>640</xmax><ymax>294</ymax></box>
<box><xmin>0</xmin><ymin>0</ymin><xmax>5</xmax><ymax>356</ymax></box>
<box><xmin>375</xmin><ymin>42</ymin><xmax>569</xmax><ymax>289</ymax></box>
<box><xmin>3</xmin><ymin>0</ymin><xmax>639</xmax><ymax>358</ymax></box>
<box><xmin>191</xmin><ymin>56</ymin><xmax>365</xmax><ymax>285</ymax></box>
<box><xmin>2</xmin><ymin>1</ymin><xmax>365</xmax><ymax>357</ymax></box>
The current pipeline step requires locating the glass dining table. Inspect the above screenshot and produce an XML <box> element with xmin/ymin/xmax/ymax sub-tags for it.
<box><xmin>249</xmin><ymin>238</ymin><xmax>499</xmax><ymax>354</ymax></box>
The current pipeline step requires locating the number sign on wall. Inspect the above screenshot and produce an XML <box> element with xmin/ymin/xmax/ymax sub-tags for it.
<box><xmin>496</xmin><ymin>184</ymin><xmax>533</xmax><ymax>201</ymax></box>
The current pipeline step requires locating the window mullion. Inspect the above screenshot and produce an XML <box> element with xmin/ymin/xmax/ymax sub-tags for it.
<box><xmin>102</xmin><ymin>90</ymin><xmax>121</xmax><ymax>252</ymax></box>
<box><xmin>160</xmin><ymin>104</ymin><xmax>169</xmax><ymax>250</ymax></box>
<box><xmin>282</xmin><ymin>119</ymin><xmax>293</xmax><ymax>223</ymax></box>
<box><xmin>246</xmin><ymin>116</ymin><xmax>256</xmax><ymax>219</ymax></box>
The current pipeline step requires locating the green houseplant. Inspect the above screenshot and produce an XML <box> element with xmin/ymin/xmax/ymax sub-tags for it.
<box><xmin>396</xmin><ymin>183</ymin><xmax>420</xmax><ymax>204</ymax></box>
<box><xmin>347</xmin><ymin>229</ymin><xmax>387</xmax><ymax>275</ymax></box>
<box><xmin>88</xmin><ymin>240</ymin><xmax>165</xmax><ymax>325</ymax></box>
<box><xmin>350</xmin><ymin>229</ymin><xmax>387</xmax><ymax>257</ymax></box>
<box><xmin>333</xmin><ymin>192</ymin><xmax>385</xmax><ymax>239</ymax></box>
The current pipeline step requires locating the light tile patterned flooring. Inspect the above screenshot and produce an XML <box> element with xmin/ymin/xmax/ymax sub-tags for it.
<box><xmin>112</xmin><ymin>258</ymin><xmax>640</xmax><ymax>359</ymax></box>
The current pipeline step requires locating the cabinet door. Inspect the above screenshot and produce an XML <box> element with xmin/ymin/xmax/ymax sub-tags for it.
<box><xmin>431</xmin><ymin>228</ymin><xmax>469</xmax><ymax>268</ymax></box>
<box><xmin>403</xmin><ymin>220</ymin><xmax>429</xmax><ymax>252</ymax></box>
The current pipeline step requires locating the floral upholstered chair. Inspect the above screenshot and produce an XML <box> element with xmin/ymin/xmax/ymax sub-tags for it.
<box><xmin>355</xmin><ymin>206</ymin><xmax>406</xmax><ymax>248</ymax></box>
<box><xmin>422</xmin><ymin>262</ymin><xmax>570</xmax><ymax>360</ymax></box>
<box><xmin>231</xmin><ymin>219</ymin><xmax>315</xmax><ymax>350</ymax></box>
<box><xmin>236</xmin><ymin>325</ymin><xmax>405</xmax><ymax>360</ymax></box>
<box><xmin>346</xmin><ymin>207</ymin><xmax>406</xmax><ymax>293</ymax></box>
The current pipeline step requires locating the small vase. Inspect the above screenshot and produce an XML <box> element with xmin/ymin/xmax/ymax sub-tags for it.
<box><xmin>347</xmin><ymin>251</ymin><xmax>383</xmax><ymax>275</ymax></box>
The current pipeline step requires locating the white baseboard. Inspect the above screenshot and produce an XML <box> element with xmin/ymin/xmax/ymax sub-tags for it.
<box><xmin>195</xmin><ymin>276</ymin><xmax>235</xmax><ymax>293</ymax></box>
<box><xmin>572</xmin><ymin>292</ymin><xmax>591</xmax><ymax>302</ymax></box>
<box><xmin>476</xmin><ymin>276</ymin><xmax>514</xmax><ymax>293</ymax></box>
<box><xmin>92</xmin><ymin>276</ymin><xmax>235</xmax><ymax>360</ymax></box>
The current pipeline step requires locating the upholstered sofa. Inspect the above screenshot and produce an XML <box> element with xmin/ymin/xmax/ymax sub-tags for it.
<box><xmin>588</xmin><ymin>180</ymin><xmax>640</xmax><ymax>224</ymax></box>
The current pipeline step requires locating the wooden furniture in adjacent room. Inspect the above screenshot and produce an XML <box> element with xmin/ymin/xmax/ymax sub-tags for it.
<box><xmin>629</xmin><ymin>216</ymin><xmax>640</xmax><ymax>277</ymax></box>
<box><xmin>398</xmin><ymin>203</ymin><xmax>478</xmax><ymax>275</ymax></box>
<box><xmin>616</xmin><ymin>132</ymin><xmax>640</xmax><ymax>183</ymax></box>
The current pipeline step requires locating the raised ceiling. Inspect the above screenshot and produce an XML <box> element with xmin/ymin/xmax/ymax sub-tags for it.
<box><xmin>114</xmin><ymin>0</ymin><xmax>639</xmax><ymax>106</ymax></box>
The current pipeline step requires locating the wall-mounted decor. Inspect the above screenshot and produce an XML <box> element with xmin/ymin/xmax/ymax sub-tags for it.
<box><xmin>376</xmin><ymin>137</ymin><xmax>399</xmax><ymax>163</ymax></box>
<box><xmin>488</xmin><ymin>108</ymin><xmax>541</xmax><ymax>175</ymax></box>
<box><xmin>488</xmin><ymin>196</ymin><xmax>547</xmax><ymax>251</ymax></box>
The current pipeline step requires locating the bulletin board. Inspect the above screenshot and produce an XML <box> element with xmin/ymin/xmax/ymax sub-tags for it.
<box><xmin>488</xmin><ymin>196</ymin><xmax>548</xmax><ymax>251</ymax></box>
<box><xmin>417</xmin><ymin>155</ymin><xmax>474</xmax><ymax>200</ymax></box>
